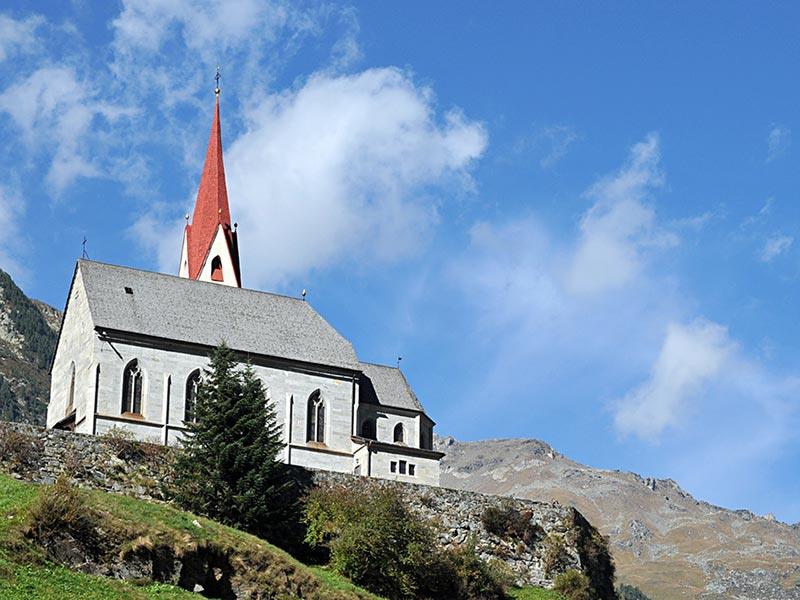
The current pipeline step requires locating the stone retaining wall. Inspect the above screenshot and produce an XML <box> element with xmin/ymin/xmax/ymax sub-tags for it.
<box><xmin>0</xmin><ymin>421</ymin><xmax>612</xmax><ymax>591</ymax></box>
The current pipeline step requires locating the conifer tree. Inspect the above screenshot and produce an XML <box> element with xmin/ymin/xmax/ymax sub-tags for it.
<box><xmin>173</xmin><ymin>342</ymin><xmax>290</xmax><ymax>540</ymax></box>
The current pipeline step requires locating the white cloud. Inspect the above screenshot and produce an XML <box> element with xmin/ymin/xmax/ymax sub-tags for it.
<box><xmin>136</xmin><ymin>68</ymin><xmax>487</xmax><ymax>286</ymax></box>
<box><xmin>539</xmin><ymin>125</ymin><xmax>579</xmax><ymax>169</ymax></box>
<box><xmin>0</xmin><ymin>67</ymin><xmax>134</xmax><ymax>192</ymax></box>
<box><xmin>614</xmin><ymin>320</ymin><xmax>734</xmax><ymax>440</ymax></box>
<box><xmin>0</xmin><ymin>14</ymin><xmax>42</xmax><ymax>62</ymax></box>
<box><xmin>567</xmin><ymin>133</ymin><xmax>677</xmax><ymax>295</ymax></box>
<box><xmin>766</xmin><ymin>124</ymin><xmax>790</xmax><ymax>162</ymax></box>
<box><xmin>760</xmin><ymin>235</ymin><xmax>793</xmax><ymax>262</ymax></box>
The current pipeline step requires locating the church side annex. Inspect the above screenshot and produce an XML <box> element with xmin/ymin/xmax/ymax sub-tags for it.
<box><xmin>46</xmin><ymin>82</ymin><xmax>443</xmax><ymax>486</ymax></box>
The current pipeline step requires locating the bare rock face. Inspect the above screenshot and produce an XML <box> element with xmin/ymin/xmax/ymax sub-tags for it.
<box><xmin>0</xmin><ymin>269</ymin><xmax>60</xmax><ymax>425</ymax></box>
<box><xmin>436</xmin><ymin>436</ymin><xmax>800</xmax><ymax>600</ymax></box>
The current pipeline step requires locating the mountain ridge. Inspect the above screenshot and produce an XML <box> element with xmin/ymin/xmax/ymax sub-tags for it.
<box><xmin>435</xmin><ymin>435</ymin><xmax>800</xmax><ymax>600</ymax></box>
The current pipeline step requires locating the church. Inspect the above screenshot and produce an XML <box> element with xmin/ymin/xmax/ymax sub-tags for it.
<box><xmin>46</xmin><ymin>86</ymin><xmax>443</xmax><ymax>486</ymax></box>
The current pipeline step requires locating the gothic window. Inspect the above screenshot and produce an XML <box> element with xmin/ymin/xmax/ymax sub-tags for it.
<box><xmin>210</xmin><ymin>256</ymin><xmax>223</xmax><ymax>281</ymax></box>
<box><xmin>361</xmin><ymin>418</ymin><xmax>376</xmax><ymax>440</ymax></box>
<box><xmin>185</xmin><ymin>370</ymin><xmax>201</xmax><ymax>423</ymax></box>
<box><xmin>66</xmin><ymin>362</ymin><xmax>76</xmax><ymax>415</ymax></box>
<box><xmin>306</xmin><ymin>390</ymin><xmax>325</xmax><ymax>444</ymax></box>
<box><xmin>393</xmin><ymin>423</ymin><xmax>404</xmax><ymax>444</ymax></box>
<box><xmin>122</xmin><ymin>359</ymin><xmax>143</xmax><ymax>415</ymax></box>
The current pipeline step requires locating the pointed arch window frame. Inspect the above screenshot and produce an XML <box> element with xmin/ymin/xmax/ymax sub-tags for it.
<box><xmin>66</xmin><ymin>362</ymin><xmax>76</xmax><ymax>416</ymax></box>
<box><xmin>121</xmin><ymin>359</ymin><xmax>144</xmax><ymax>416</ymax></box>
<box><xmin>306</xmin><ymin>389</ymin><xmax>326</xmax><ymax>444</ymax></box>
<box><xmin>185</xmin><ymin>369</ymin><xmax>201</xmax><ymax>424</ymax></box>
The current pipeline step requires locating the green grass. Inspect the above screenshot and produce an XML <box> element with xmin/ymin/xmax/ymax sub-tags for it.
<box><xmin>0</xmin><ymin>473</ymin><xmax>380</xmax><ymax>599</ymax></box>
<box><xmin>508</xmin><ymin>587</ymin><xmax>565</xmax><ymax>600</ymax></box>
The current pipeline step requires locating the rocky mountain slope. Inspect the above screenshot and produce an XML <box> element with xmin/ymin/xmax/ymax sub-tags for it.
<box><xmin>0</xmin><ymin>269</ymin><xmax>60</xmax><ymax>425</ymax></box>
<box><xmin>436</xmin><ymin>436</ymin><xmax>800</xmax><ymax>600</ymax></box>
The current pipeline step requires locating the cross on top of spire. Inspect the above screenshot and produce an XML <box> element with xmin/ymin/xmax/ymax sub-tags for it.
<box><xmin>215</xmin><ymin>66</ymin><xmax>221</xmax><ymax>96</ymax></box>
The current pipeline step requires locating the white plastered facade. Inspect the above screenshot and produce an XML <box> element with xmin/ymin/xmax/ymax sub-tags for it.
<box><xmin>48</xmin><ymin>269</ymin><xmax>442</xmax><ymax>486</ymax></box>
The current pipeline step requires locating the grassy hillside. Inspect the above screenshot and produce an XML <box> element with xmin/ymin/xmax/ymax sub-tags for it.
<box><xmin>0</xmin><ymin>473</ymin><xmax>565</xmax><ymax>599</ymax></box>
<box><xmin>0</xmin><ymin>473</ymin><xmax>381</xmax><ymax>599</ymax></box>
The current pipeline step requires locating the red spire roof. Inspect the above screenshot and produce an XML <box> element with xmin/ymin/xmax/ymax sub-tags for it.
<box><xmin>184</xmin><ymin>95</ymin><xmax>241</xmax><ymax>285</ymax></box>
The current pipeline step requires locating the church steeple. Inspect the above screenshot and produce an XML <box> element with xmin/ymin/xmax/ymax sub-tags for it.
<box><xmin>179</xmin><ymin>73</ymin><xmax>241</xmax><ymax>287</ymax></box>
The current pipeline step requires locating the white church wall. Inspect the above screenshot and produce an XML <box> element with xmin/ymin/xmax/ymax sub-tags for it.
<box><xmin>358</xmin><ymin>403</ymin><xmax>421</xmax><ymax>448</ymax></box>
<box><xmin>89</xmin><ymin>336</ymin><xmax>357</xmax><ymax>469</ymax></box>
<box><xmin>47</xmin><ymin>269</ymin><xmax>96</xmax><ymax>433</ymax></box>
<box><xmin>369</xmin><ymin>450</ymin><xmax>440</xmax><ymax>487</ymax></box>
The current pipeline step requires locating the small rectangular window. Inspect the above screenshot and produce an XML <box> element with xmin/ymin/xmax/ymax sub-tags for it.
<box><xmin>409</xmin><ymin>464</ymin><xmax>416</xmax><ymax>476</ymax></box>
<box><xmin>390</xmin><ymin>461</ymin><xmax>397</xmax><ymax>473</ymax></box>
<box><xmin>399</xmin><ymin>460</ymin><xmax>406</xmax><ymax>475</ymax></box>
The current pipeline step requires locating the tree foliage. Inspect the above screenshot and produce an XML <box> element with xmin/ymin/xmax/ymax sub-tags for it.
<box><xmin>305</xmin><ymin>484</ymin><xmax>506</xmax><ymax>600</ymax></box>
<box><xmin>553</xmin><ymin>570</ymin><xmax>592</xmax><ymax>600</ymax></box>
<box><xmin>172</xmin><ymin>343</ymin><xmax>290</xmax><ymax>542</ymax></box>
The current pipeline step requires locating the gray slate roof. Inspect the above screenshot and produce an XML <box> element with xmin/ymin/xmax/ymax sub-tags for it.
<box><xmin>359</xmin><ymin>361</ymin><xmax>425</xmax><ymax>413</ymax></box>
<box><xmin>77</xmin><ymin>260</ymin><xmax>359</xmax><ymax>371</ymax></box>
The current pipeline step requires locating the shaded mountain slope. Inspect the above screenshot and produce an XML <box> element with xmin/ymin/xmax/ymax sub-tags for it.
<box><xmin>0</xmin><ymin>269</ymin><xmax>60</xmax><ymax>425</ymax></box>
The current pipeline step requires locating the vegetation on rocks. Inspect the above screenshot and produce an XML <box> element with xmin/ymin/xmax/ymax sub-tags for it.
<box><xmin>305</xmin><ymin>484</ymin><xmax>507</xmax><ymax>600</ymax></box>
<box><xmin>482</xmin><ymin>502</ymin><xmax>545</xmax><ymax>547</ymax></box>
<box><xmin>552</xmin><ymin>570</ymin><xmax>592</xmax><ymax>600</ymax></box>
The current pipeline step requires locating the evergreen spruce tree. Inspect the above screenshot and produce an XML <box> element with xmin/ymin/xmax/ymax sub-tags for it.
<box><xmin>173</xmin><ymin>342</ymin><xmax>290</xmax><ymax>540</ymax></box>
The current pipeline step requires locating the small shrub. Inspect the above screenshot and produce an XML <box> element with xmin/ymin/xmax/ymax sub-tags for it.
<box><xmin>542</xmin><ymin>533</ymin><xmax>572</xmax><ymax>576</ymax></box>
<box><xmin>305</xmin><ymin>484</ymin><xmax>506</xmax><ymax>600</ymax></box>
<box><xmin>553</xmin><ymin>570</ymin><xmax>592</xmax><ymax>600</ymax></box>
<box><xmin>0</xmin><ymin>428</ymin><xmax>42</xmax><ymax>473</ymax></box>
<box><xmin>102</xmin><ymin>427</ymin><xmax>144</xmax><ymax>460</ymax></box>
<box><xmin>27</xmin><ymin>475</ymin><xmax>100</xmax><ymax>552</ymax></box>
<box><xmin>481</xmin><ymin>502</ymin><xmax>544</xmax><ymax>547</ymax></box>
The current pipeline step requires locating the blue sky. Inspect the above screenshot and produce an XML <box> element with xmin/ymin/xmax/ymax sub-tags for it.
<box><xmin>1</xmin><ymin>1</ymin><xmax>798</xmax><ymax>522</ymax></box>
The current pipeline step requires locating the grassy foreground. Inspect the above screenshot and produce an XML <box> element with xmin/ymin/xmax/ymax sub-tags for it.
<box><xmin>0</xmin><ymin>473</ymin><xmax>380</xmax><ymax>599</ymax></box>
<box><xmin>0</xmin><ymin>473</ymin><xmax>562</xmax><ymax>599</ymax></box>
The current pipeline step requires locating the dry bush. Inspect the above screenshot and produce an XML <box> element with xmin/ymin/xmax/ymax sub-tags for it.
<box><xmin>27</xmin><ymin>475</ymin><xmax>100</xmax><ymax>552</ymax></box>
<box><xmin>481</xmin><ymin>502</ymin><xmax>544</xmax><ymax>547</ymax></box>
<box><xmin>542</xmin><ymin>533</ymin><xmax>572</xmax><ymax>576</ymax></box>
<box><xmin>0</xmin><ymin>427</ymin><xmax>42</xmax><ymax>474</ymax></box>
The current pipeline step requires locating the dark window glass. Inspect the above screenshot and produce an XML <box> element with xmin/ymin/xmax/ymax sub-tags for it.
<box><xmin>185</xmin><ymin>370</ymin><xmax>201</xmax><ymax>423</ymax></box>
<box><xmin>306</xmin><ymin>390</ymin><xmax>325</xmax><ymax>443</ymax></box>
<box><xmin>399</xmin><ymin>460</ymin><xmax>406</xmax><ymax>475</ymax></box>
<box><xmin>393</xmin><ymin>423</ymin><xmax>404</xmax><ymax>443</ymax></box>
<box><xmin>122</xmin><ymin>360</ymin><xmax>143</xmax><ymax>415</ymax></box>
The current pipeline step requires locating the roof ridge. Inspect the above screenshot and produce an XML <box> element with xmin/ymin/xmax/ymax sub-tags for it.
<box><xmin>78</xmin><ymin>259</ymin><xmax>305</xmax><ymax>303</ymax></box>
<box><xmin>359</xmin><ymin>360</ymin><xmax>400</xmax><ymax>370</ymax></box>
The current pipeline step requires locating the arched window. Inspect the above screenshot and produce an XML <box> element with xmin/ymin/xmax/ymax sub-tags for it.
<box><xmin>66</xmin><ymin>362</ymin><xmax>76</xmax><ymax>415</ymax></box>
<box><xmin>122</xmin><ymin>359</ymin><xmax>143</xmax><ymax>415</ymax></box>
<box><xmin>185</xmin><ymin>370</ymin><xmax>201</xmax><ymax>423</ymax></box>
<box><xmin>361</xmin><ymin>418</ymin><xmax>376</xmax><ymax>440</ymax></box>
<box><xmin>306</xmin><ymin>390</ymin><xmax>325</xmax><ymax>444</ymax></box>
<box><xmin>393</xmin><ymin>423</ymin><xmax>404</xmax><ymax>444</ymax></box>
<box><xmin>210</xmin><ymin>256</ymin><xmax>223</xmax><ymax>281</ymax></box>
